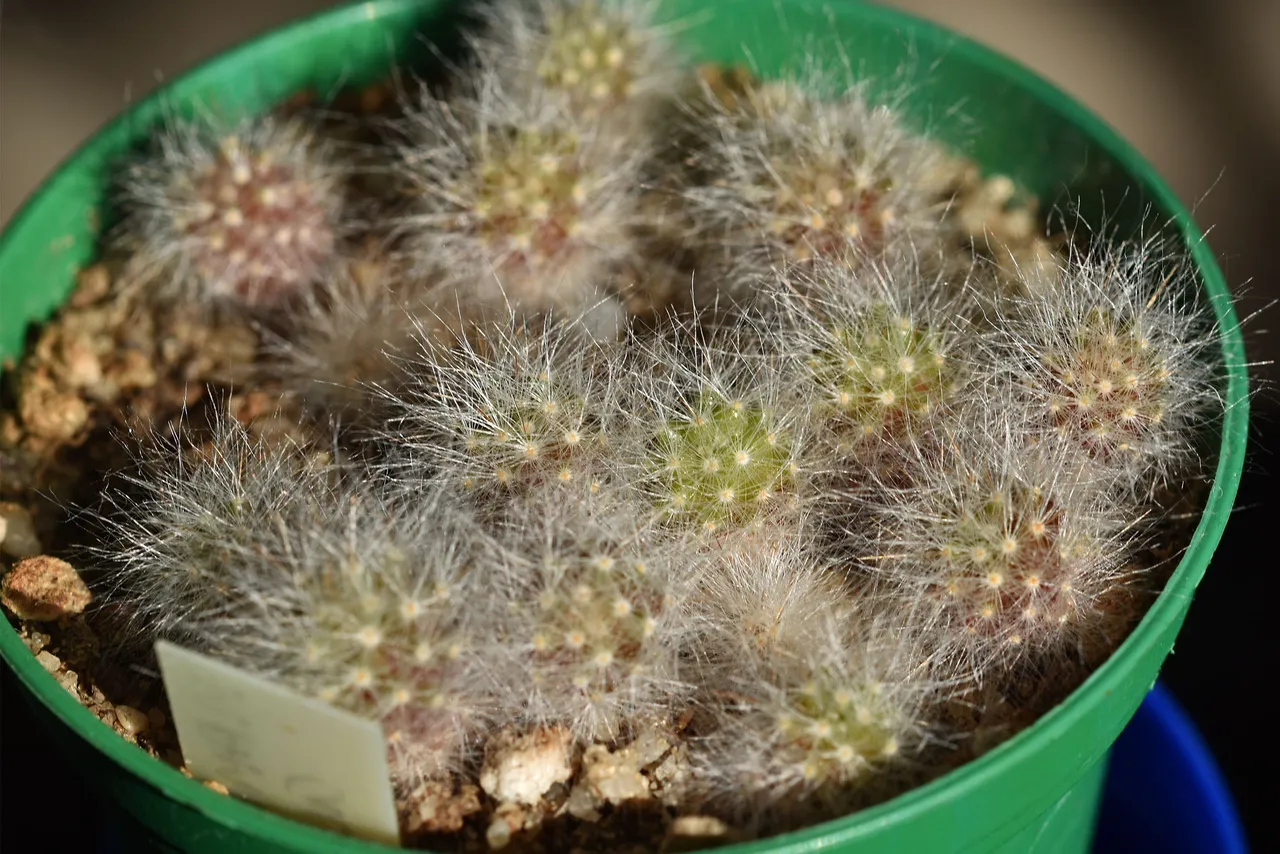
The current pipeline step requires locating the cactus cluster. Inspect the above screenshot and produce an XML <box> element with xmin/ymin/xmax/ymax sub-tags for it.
<box><xmin>69</xmin><ymin>1</ymin><xmax>1231</xmax><ymax>848</ymax></box>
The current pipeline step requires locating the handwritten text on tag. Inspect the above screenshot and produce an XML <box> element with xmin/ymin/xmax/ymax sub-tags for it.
<box><xmin>155</xmin><ymin>640</ymin><xmax>400</xmax><ymax>845</ymax></box>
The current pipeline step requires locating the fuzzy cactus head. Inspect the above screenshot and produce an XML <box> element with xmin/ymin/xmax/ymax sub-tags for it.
<box><xmin>92</xmin><ymin>413</ymin><xmax>337</xmax><ymax>647</ymax></box>
<box><xmin>691</xmin><ymin>615</ymin><xmax>932</xmax><ymax>823</ymax></box>
<box><xmin>395</xmin><ymin>77</ymin><xmax>643</xmax><ymax>320</ymax></box>
<box><xmin>491</xmin><ymin>486</ymin><xmax>693</xmax><ymax>740</ymax></box>
<box><xmin>477</xmin><ymin>0</ymin><xmax>682</xmax><ymax>129</ymax></box>
<box><xmin>1040</xmin><ymin>305</ymin><xmax>1174</xmax><ymax>459</ymax></box>
<box><xmin>536</xmin><ymin>0</ymin><xmax>671</xmax><ymax>115</ymax></box>
<box><xmin>269</xmin><ymin>257</ymin><xmax>460</xmax><ymax>423</ymax></box>
<box><xmin>471</xmin><ymin>125</ymin><xmax>589</xmax><ymax>261</ymax></box>
<box><xmin>859</xmin><ymin>434</ymin><xmax>1134</xmax><ymax>675</ymax></box>
<box><xmin>770</xmin><ymin>257</ymin><xmax>969</xmax><ymax>479</ymax></box>
<box><xmin>626</xmin><ymin>318</ymin><xmax>803</xmax><ymax>533</ymax></box>
<box><xmin>772</xmin><ymin>673</ymin><xmax>907</xmax><ymax>786</ymax></box>
<box><xmin>117</xmin><ymin>115</ymin><xmax>344</xmax><ymax>308</ymax></box>
<box><xmin>807</xmin><ymin>303</ymin><xmax>955</xmax><ymax>442</ymax></box>
<box><xmin>931</xmin><ymin>480</ymin><xmax>1086</xmax><ymax>645</ymax></box>
<box><xmin>990</xmin><ymin>245</ymin><xmax>1219</xmax><ymax>490</ymax></box>
<box><xmin>652</xmin><ymin>392</ymin><xmax>796</xmax><ymax>532</ymax></box>
<box><xmin>680</xmin><ymin>74</ymin><xmax>945</xmax><ymax>297</ymax></box>
<box><xmin>456</xmin><ymin>371</ymin><xmax>594</xmax><ymax>493</ymax></box>
<box><xmin>379</xmin><ymin>313</ymin><xmax>623</xmax><ymax>503</ymax></box>
<box><xmin>285</xmin><ymin>492</ymin><xmax>493</xmax><ymax>782</ymax></box>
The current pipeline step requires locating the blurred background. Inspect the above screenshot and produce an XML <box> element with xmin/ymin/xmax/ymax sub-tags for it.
<box><xmin>2</xmin><ymin>0</ymin><xmax>1276</xmax><ymax>850</ymax></box>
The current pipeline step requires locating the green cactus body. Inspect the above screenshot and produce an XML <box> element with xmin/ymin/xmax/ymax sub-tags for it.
<box><xmin>775</xmin><ymin>675</ymin><xmax>903</xmax><ymax>785</ymax></box>
<box><xmin>808</xmin><ymin>304</ymin><xmax>954</xmax><ymax>443</ymax></box>
<box><xmin>538</xmin><ymin>0</ymin><xmax>646</xmax><ymax>115</ymax></box>
<box><xmin>1040</xmin><ymin>306</ymin><xmax>1169</xmax><ymax>459</ymax></box>
<box><xmin>934</xmin><ymin>481</ymin><xmax>1087</xmax><ymax>647</ymax></box>
<box><xmin>654</xmin><ymin>394</ymin><xmax>795</xmax><ymax>531</ymax></box>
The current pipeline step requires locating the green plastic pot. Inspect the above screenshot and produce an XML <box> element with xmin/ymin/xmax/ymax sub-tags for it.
<box><xmin>0</xmin><ymin>1</ymin><xmax>1248</xmax><ymax>852</ymax></box>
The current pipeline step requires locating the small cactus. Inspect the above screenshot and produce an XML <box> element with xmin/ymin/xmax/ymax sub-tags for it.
<box><xmin>773</xmin><ymin>258</ymin><xmax>969</xmax><ymax>461</ymax></box>
<box><xmin>116</xmin><ymin>114</ymin><xmax>345</xmax><ymax>308</ymax></box>
<box><xmin>694</xmin><ymin>529</ymin><xmax>853</xmax><ymax>666</ymax></box>
<box><xmin>393</xmin><ymin>73</ymin><xmax>643</xmax><ymax>323</ymax></box>
<box><xmin>279</xmin><ymin>490</ymin><xmax>494</xmax><ymax>783</ymax></box>
<box><xmin>858</xmin><ymin>432</ymin><xmax>1135</xmax><ymax>677</ymax></box>
<box><xmin>476</xmin><ymin>0</ymin><xmax>683</xmax><ymax>132</ymax></box>
<box><xmin>488</xmin><ymin>485</ymin><xmax>695</xmax><ymax>740</ymax></box>
<box><xmin>379</xmin><ymin>312</ymin><xmax>624</xmax><ymax>503</ymax></box>
<box><xmin>770</xmin><ymin>672</ymin><xmax>910</xmax><ymax>788</ymax></box>
<box><xmin>986</xmin><ymin>244</ymin><xmax>1219</xmax><ymax>491</ymax></box>
<box><xmin>691</xmin><ymin>612</ymin><xmax>933</xmax><ymax>825</ymax></box>
<box><xmin>93</xmin><ymin>412</ymin><xmax>337</xmax><ymax>648</ymax></box>
<box><xmin>679</xmin><ymin>74</ymin><xmax>946</xmax><ymax>302</ymax></box>
<box><xmin>625</xmin><ymin>316</ymin><xmax>804</xmax><ymax>534</ymax></box>
<box><xmin>651</xmin><ymin>392</ymin><xmax>796</xmax><ymax>532</ymax></box>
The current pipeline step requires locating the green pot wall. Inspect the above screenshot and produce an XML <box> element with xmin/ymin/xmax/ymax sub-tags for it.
<box><xmin>0</xmin><ymin>1</ymin><xmax>1248</xmax><ymax>852</ymax></box>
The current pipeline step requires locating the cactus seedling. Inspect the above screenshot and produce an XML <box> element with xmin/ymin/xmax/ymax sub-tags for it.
<box><xmin>695</xmin><ymin>530</ymin><xmax>852</xmax><ymax>666</ymax></box>
<box><xmin>625</xmin><ymin>317</ymin><xmax>803</xmax><ymax>533</ymax></box>
<box><xmin>692</xmin><ymin>613</ymin><xmax>932</xmax><ymax>824</ymax></box>
<box><xmin>679</xmin><ymin>75</ymin><xmax>946</xmax><ymax>299</ymax></box>
<box><xmin>269</xmin><ymin>258</ymin><xmax>460</xmax><ymax>424</ymax></box>
<box><xmin>479</xmin><ymin>0</ymin><xmax>683</xmax><ymax>131</ymax></box>
<box><xmin>93</xmin><ymin>412</ymin><xmax>338</xmax><ymax>648</ymax></box>
<box><xmin>489</xmin><ymin>485</ymin><xmax>694</xmax><ymax>740</ymax></box>
<box><xmin>116</xmin><ymin>115</ymin><xmax>345</xmax><ymax>308</ymax></box>
<box><xmin>652</xmin><ymin>393</ymin><xmax>796</xmax><ymax>532</ymax></box>
<box><xmin>280</xmin><ymin>490</ymin><xmax>493</xmax><ymax>783</ymax></box>
<box><xmin>859</xmin><ymin>433</ymin><xmax>1134</xmax><ymax>677</ymax></box>
<box><xmin>989</xmin><ymin>244</ymin><xmax>1219</xmax><ymax>490</ymax></box>
<box><xmin>770</xmin><ymin>672</ymin><xmax>910</xmax><ymax>789</ymax></box>
<box><xmin>394</xmin><ymin>74</ymin><xmax>643</xmax><ymax>323</ymax></box>
<box><xmin>808</xmin><ymin>306</ymin><xmax>952</xmax><ymax>439</ymax></box>
<box><xmin>379</xmin><ymin>312</ymin><xmax>623</xmax><ymax>502</ymax></box>
<box><xmin>776</xmin><ymin>258</ymin><xmax>967</xmax><ymax>458</ymax></box>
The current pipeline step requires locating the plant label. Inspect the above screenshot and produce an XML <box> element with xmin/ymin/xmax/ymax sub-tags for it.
<box><xmin>154</xmin><ymin>640</ymin><xmax>400</xmax><ymax>845</ymax></box>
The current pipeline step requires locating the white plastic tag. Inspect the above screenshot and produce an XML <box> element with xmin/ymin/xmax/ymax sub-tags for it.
<box><xmin>155</xmin><ymin>640</ymin><xmax>400</xmax><ymax>846</ymax></box>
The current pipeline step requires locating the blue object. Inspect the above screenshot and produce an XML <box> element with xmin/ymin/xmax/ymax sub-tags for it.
<box><xmin>101</xmin><ymin>683</ymin><xmax>1246</xmax><ymax>853</ymax></box>
<box><xmin>1093</xmin><ymin>683</ymin><xmax>1248</xmax><ymax>853</ymax></box>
